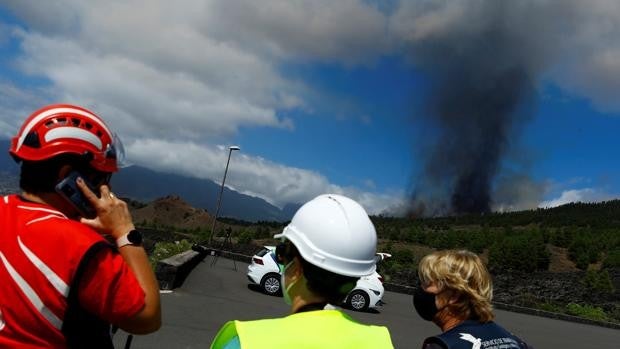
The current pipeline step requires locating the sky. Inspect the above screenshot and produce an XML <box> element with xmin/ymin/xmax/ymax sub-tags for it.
<box><xmin>0</xmin><ymin>0</ymin><xmax>619</xmax><ymax>215</ymax></box>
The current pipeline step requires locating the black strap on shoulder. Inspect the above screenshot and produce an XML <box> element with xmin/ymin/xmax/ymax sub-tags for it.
<box><xmin>62</xmin><ymin>240</ymin><xmax>115</xmax><ymax>349</ymax></box>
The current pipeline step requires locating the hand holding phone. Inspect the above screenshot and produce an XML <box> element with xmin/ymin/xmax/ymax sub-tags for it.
<box><xmin>73</xmin><ymin>175</ymin><xmax>136</xmax><ymax>239</ymax></box>
<box><xmin>55</xmin><ymin>171</ymin><xmax>97</xmax><ymax>218</ymax></box>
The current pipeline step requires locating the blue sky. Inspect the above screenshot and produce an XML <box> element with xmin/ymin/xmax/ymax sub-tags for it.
<box><xmin>237</xmin><ymin>57</ymin><xmax>421</xmax><ymax>192</ymax></box>
<box><xmin>524</xmin><ymin>85</ymin><xmax>620</xmax><ymax>206</ymax></box>
<box><xmin>529</xmin><ymin>86</ymin><xmax>620</xmax><ymax>183</ymax></box>
<box><xmin>1</xmin><ymin>1</ymin><xmax>619</xmax><ymax>214</ymax></box>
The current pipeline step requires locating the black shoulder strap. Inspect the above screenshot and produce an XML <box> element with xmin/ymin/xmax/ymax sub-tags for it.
<box><xmin>62</xmin><ymin>240</ymin><xmax>115</xmax><ymax>349</ymax></box>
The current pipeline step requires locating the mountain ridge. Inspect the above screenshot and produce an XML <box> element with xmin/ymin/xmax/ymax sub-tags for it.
<box><xmin>110</xmin><ymin>165</ymin><xmax>298</xmax><ymax>222</ymax></box>
<box><xmin>0</xmin><ymin>140</ymin><xmax>299</xmax><ymax>222</ymax></box>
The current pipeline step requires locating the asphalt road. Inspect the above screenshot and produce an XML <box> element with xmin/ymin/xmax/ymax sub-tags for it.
<box><xmin>114</xmin><ymin>257</ymin><xmax>619</xmax><ymax>348</ymax></box>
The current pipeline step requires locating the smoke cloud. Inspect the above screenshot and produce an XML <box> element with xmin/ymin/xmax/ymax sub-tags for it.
<box><xmin>392</xmin><ymin>1</ymin><xmax>571</xmax><ymax>215</ymax></box>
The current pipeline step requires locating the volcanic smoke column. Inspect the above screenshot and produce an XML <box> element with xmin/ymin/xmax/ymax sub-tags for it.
<box><xmin>405</xmin><ymin>5</ymin><xmax>540</xmax><ymax>215</ymax></box>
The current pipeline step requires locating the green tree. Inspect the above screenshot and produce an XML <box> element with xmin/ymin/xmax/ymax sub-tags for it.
<box><xmin>237</xmin><ymin>230</ymin><xmax>255</xmax><ymax>244</ymax></box>
<box><xmin>584</xmin><ymin>269</ymin><xmax>615</xmax><ymax>295</ymax></box>
<box><xmin>392</xmin><ymin>248</ymin><xmax>415</xmax><ymax>267</ymax></box>
<box><xmin>464</xmin><ymin>230</ymin><xmax>488</xmax><ymax>253</ymax></box>
<box><xmin>488</xmin><ymin>231</ymin><xmax>549</xmax><ymax>273</ymax></box>
<box><xmin>603</xmin><ymin>249</ymin><xmax>620</xmax><ymax>269</ymax></box>
<box><xmin>568</xmin><ymin>232</ymin><xmax>602</xmax><ymax>269</ymax></box>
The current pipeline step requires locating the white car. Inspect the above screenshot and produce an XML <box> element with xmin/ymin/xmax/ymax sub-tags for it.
<box><xmin>247</xmin><ymin>246</ymin><xmax>282</xmax><ymax>296</ymax></box>
<box><xmin>247</xmin><ymin>246</ymin><xmax>390</xmax><ymax>311</ymax></box>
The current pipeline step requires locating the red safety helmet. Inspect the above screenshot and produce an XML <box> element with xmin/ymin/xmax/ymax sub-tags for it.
<box><xmin>9</xmin><ymin>104</ymin><xmax>123</xmax><ymax>173</ymax></box>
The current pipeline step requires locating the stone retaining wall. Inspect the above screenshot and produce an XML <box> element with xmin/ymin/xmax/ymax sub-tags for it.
<box><xmin>155</xmin><ymin>249</ymin><xmax>207</xmax><ymax>290</ymax></box>
<box><xmin>382</xmin><ymin>282</ymin><xmax>620</xmax><ymax>330</ymax></box>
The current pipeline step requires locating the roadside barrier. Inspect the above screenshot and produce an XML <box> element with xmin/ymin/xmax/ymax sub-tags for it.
<box><xmin>156</xmin><ymin>249</ymin><xmax>208</xmax><ymax>290</ymax></box>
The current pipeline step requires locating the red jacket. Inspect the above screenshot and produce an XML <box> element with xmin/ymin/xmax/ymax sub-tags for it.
<box><xmin>0</xmin><ymin>195</ymin><xmax>144</xmax><ymax>348</ymax></box>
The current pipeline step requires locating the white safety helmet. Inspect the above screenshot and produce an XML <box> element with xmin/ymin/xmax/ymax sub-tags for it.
<box><xmin>274</xmin><ymin>194</ymin><xmax>377</xmax><ymax>277</ymax></box>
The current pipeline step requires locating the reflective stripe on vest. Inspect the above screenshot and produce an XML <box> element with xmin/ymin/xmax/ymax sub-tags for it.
<box><xmin>211</xmin><ymin>309</ymin><xmax>394</xmax><ymax>349</ymax></box>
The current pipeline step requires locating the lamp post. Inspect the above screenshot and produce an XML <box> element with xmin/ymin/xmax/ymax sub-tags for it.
<box><xmin>208</xmin><ymin>145</ymin><xmax>240</xmax><ymax>246</ymax></box>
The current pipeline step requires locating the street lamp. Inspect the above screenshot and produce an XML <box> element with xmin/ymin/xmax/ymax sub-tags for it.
<box><xmin>208</xmin><ymin>145</ymin><xmax>240</xmax><ymax>246</ymax></box>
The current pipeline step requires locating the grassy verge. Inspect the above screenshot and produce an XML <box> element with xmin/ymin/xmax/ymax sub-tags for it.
<box><xmin>148</xmin><ymin>239</ymin><xmax>194</xmax><ymax>269</ymax></box>
<box><xmin>538</xmin><ymin>301</ymin><xmax>617</xmax><ymax>323</ymax></box>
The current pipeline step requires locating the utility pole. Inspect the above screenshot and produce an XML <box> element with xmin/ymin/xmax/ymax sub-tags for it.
<box><xmin>208</xmin><ymin>145</ymin><xmax>240</xmax><ymax>246</ymax></box>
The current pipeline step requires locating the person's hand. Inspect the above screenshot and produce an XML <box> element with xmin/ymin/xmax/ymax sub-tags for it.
<box><xmin>76</xmin><ymin>177</ymin><xmax>135</xmax><ymax>239</ymax></box>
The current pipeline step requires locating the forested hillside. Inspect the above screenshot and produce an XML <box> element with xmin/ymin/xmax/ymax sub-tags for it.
<box><xmin>370</xmin><ymin>200</ymin><xmax>619</xmax><ymax>324</ymax></box>
<box><xmin>143</xmin><ymin>198</ymin><xmax>619</xmax><ymax>324</ymax></box>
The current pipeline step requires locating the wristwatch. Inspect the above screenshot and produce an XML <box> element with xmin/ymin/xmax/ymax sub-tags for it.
<box><xmin>116</xmin><ymin>229</ymin><xmax>143</xmax><ymax>248</ymax></box>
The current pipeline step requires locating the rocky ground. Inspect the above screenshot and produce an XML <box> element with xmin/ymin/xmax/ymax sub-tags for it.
<box><xmin>378</xmin><ymin>266</ymin><xmax>620</xmax><ymax>323</ymax></box>
<box><xmin>493</xmin><ymin>270</ymin><xmax>619</xmax><ymax>313</ymax></box>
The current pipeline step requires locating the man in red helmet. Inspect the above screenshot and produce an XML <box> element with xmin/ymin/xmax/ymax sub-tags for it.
<box><xmin>0</xmin><ymin>104</ymin><xmax>161</xmax><ymax>348</ymax></box>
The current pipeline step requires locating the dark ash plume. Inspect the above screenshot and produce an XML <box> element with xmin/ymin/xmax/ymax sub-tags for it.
<box><xmin>405</xmin><ymin>4</ymin><xmax>541</xmax><ymax>216</ymax></box>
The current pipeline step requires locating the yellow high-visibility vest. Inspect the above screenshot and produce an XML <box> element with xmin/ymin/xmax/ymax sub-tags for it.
<box><xmin>211</xmin><ymin>309</ymin><xmax>394</xmax><ymax>349</ymax></box>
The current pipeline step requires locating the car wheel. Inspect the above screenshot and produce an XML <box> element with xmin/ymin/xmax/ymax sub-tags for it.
<box><xmin>347</xmin><ymin>290</ymin><xmax>369</xmax><ymax>311</ymax></box>
<box><xmin>260</xmin><ymin>273</ymin><xmax>281</xmax><ymax>296</ymax></box>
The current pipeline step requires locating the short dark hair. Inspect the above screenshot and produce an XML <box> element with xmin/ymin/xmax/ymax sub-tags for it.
<box><xmin>299</xmin><ymin>258</ymin><xmax>357</xmax><ymax>305</ymax></box>
<box><xmin>19</xmin><ymin>154</ymin><xmax>94</xmax><ymax>193</ymax></box>
<box><xmin>284</xmin><ymin>243</ymin><xmax>357</xmax><ymax>305</ymax></box>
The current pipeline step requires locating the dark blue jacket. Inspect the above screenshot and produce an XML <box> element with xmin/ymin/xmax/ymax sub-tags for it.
<box><xmin>423</xmin><ymin>320</ymin><xmax>531</xmax><ymax>349</ymax></box>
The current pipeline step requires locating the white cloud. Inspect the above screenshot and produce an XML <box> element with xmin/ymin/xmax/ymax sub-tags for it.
<box><xmin>11</xmin><ymin>23</ymin><xmax>295</xmax><ymax>141</ymax></box>
<box><xmin>200</xmin><ymin>0</ymin><xmax>389</xmax><ymax>64</ymax></box>
<box><xmin>3</xmin><ymin>0</ymin><xmax>620</xmax><ymax>216</ymax></box>
<box><xmin>3</xmin><ymin>1</ymin><xmax>620</xmax><ymax>122</ymax></box>
<box><xmin>4</xmin><ymin>1</ymin><xmax>620</xmax><ymax>134</ymax></box>
<box><xmin>539</xmin><ymin>188</ymin><xmax>618</xmax><ymax>208</ymax></box>
<box><xmin>0</xmin><ymin>0</ymin><xmax>405</xmax><ymax>215</ymax></box>
<box><xmin>126</xmin><ymin>139</ymin><xmax>405</xmax><ymax>214</ymax></box>
<box><xmin>389</xmin><ymin>0</ymin><xmax>620</xmax><ymax>113</ymax></box>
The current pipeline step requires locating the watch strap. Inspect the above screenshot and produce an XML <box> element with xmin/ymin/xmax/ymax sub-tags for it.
<box><xmin>116</xmin><ymin>229</ymin><xmax>142</xmax><ymax>248</ymax></box>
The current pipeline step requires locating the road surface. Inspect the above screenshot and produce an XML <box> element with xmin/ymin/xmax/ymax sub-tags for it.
<box><xmin>114</xmin><ymin>257</ymin><xmax>619</xmax><ymax>348</ymax></box>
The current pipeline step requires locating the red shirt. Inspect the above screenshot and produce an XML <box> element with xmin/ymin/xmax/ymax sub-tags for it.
<box><xmin>0</xmin><ymin>195</ymin><xmax>145</xmax><ymax>348</ymax></box>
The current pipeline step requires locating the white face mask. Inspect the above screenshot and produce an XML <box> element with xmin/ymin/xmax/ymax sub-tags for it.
<box><xmin>281</xmin><ymin>260</ymin><xmax>297</xmax><ymax>305</ymax></box>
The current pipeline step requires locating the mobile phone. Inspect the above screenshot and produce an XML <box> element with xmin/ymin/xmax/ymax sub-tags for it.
<box><xmin>55</xmin><ymin>171</ymin><xmax>97</xmax><ymax>218</ymax></box>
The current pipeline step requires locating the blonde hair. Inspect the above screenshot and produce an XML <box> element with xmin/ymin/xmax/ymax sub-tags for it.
<box><xmin>418</xmin><ymin>249</ymin><xmax>494</xmax><ymax>322</ymax></box>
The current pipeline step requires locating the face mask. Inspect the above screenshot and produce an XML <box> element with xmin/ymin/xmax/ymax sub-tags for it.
<box><xmin>281</xmin><ymin>260</ymin><xmax>297</xmax><ymax>305</ymax></box>
<box><xmin>413</xmin><ymin>287</ymin><xmax>440</xmax><ymax>321</ymax></box>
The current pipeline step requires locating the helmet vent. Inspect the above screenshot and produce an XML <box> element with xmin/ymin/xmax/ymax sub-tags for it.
<box><xmin>84</xmin><ymin>123</ymin><xmax>93</xmax><ymax>130</ymax></box>
<box><xmin>71</xmin><ymin>118</ymin><xmax>81</xmax><ymax>126</ymax></box>
<box><xmin>23</xmin><ymin>131</ymin><xmax>41</xmax><ymax>148</ymax></box>
<box><xmin>45</xmin><ymin>117</ymin><xmax>69</xmax><ymax>128</ymax></box>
